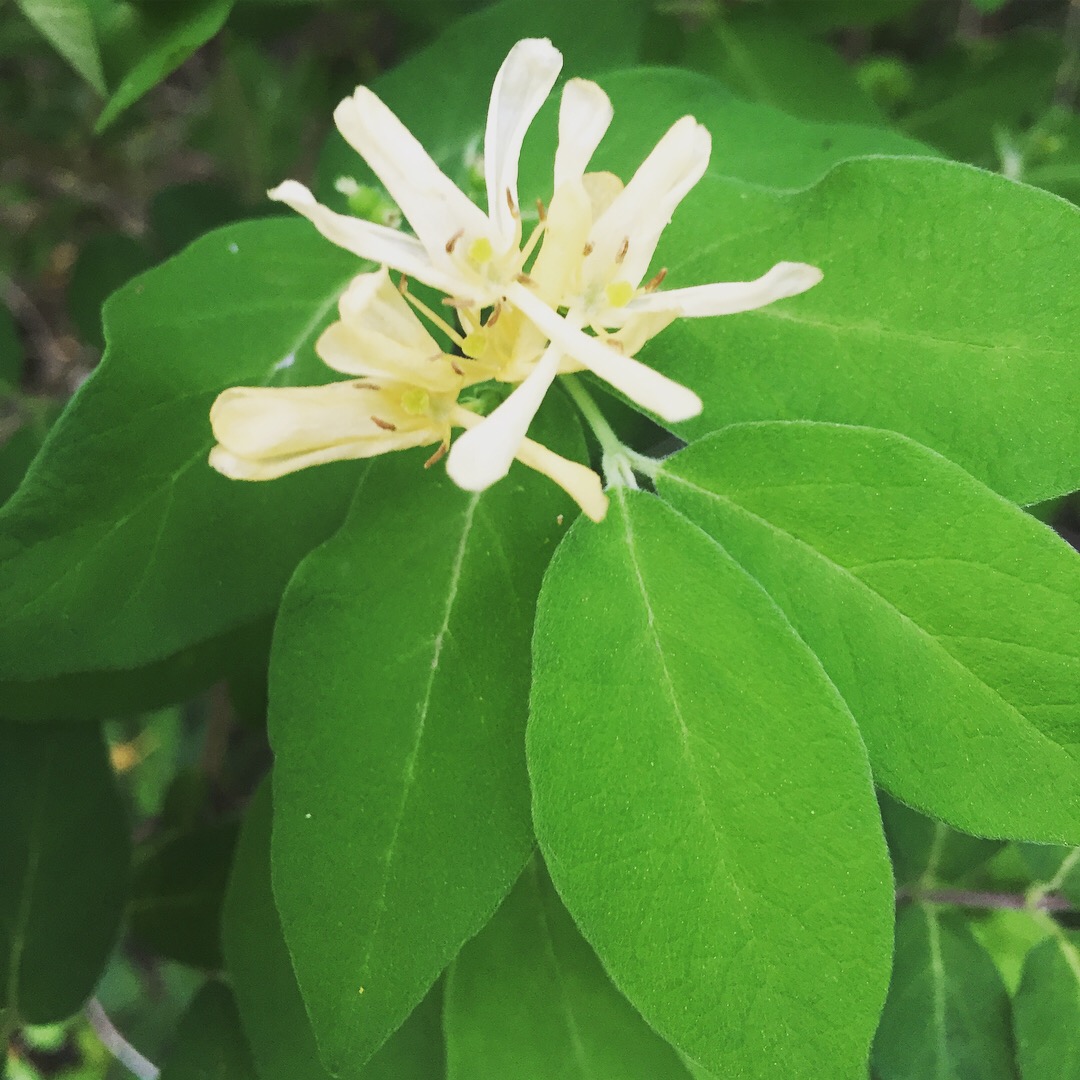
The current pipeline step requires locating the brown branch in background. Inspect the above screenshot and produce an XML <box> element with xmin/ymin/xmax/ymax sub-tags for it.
<box><xmin>1055</xmin><ymin>0</ymin><xmax>1080</xmax><ymax>110</ymax></box>
<box><xmin>896</xmin><ymin>886</ymin><xmax>1075</xmax><ymax>913</ymax></box>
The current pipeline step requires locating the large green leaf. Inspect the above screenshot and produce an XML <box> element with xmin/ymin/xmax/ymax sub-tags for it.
<box><xmin>158</xmin><ymin>981</ymin><xmax>258</xmax><ymax>1080</ymax></box>
<box><xmin>270</xmin><ymin>406</ymin><xmax>582</xmax><ymax>1072</ymax></box>
<box><xmin>0</xmin><ymin>219</ymin><xmax>358</xmax><ymax>716</ymax></box>
<box><xmin>873</xmin><ymin>905</ymin><xmax>1018</xmax><ymax>1080</ymax></box>
<box><xmin>15</xmin><ymin>0</ymin><xmax>106</xmax><ymax>93</ymax></box>
<box><xmin>223</xmin><ymin>783</ymin><xmax>445</xmax><ymax>1080</ymax></box>
<box><xmin>314</xmin><ymin>0</ymin><xmax>653</xmax><ymax>203</ymax></box>
<box><xmin>649</xmin><ymin>157</ymin><xmax>1080</xmax><ymax>506</ymax></box>
<box><xmin>444</xmin><ymin>858</ymin><xmax>692</xmax><ymax>1080</ymax></box>
<box><xmin>528</xmin><ymin>488</ymin><xmax>893</xmax><ymax>1079</ymax></box>
<box><xmin>659</xmin><ymin>423</ymin><xmax>1080</xmax><ymax>842</ymax></box>
<box><xmin>0</xmin><ymin>722</ymin><xmax>130</xmax><ymax>1023</ymax></box>
<box><xmin>1014</xmin><ymin>932</ymin><xmax>1080</xmax><ymax>1079</ymax></box>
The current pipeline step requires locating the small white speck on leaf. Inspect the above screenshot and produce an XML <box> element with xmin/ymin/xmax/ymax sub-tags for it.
<box><xmin>305</xmin><ymin>812</ymin><xmax>312</xmax><ymax>819</ymax></box>
<box><xmin>228</xmin><ymin>242</ymin><xmax>239</xmax><ymax>254</ymax></box>
<box><xmin>275</xmin><ymin>353</ymin><xmax>296</xmax><ymax>371</ymax></box>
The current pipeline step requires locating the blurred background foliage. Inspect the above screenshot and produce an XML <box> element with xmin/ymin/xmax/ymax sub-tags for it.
<box><xmin>2</xmin><ymin>0</ymin><xmax>1080</xmax><ymax>1076</ymax></box>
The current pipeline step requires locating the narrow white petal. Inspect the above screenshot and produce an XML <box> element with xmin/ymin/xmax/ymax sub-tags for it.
<box><xmin>553</xmin><ymin>78</ymin><xmax>613</xmax><ymax>190</ymax></box>
<box><xmin>268</xmin><ymin>181</ymin><xmax>463</xmax><ymax>294</ymax></box>
<box><xmin>334</xmin><ymin>88</ymin><xmax>492</xmax><ymax>262</ymax></box>
<box><xmin>509</xmin><ymin>283</ymin><xmax>702</xmax><ymax>423</ymax></box>
<box><xmin>625</xmin><ymin>262</ymin><xmax>824</xmax><ymax>318</ymax></box>
<box><xmin>587</xmin><ymin>116</ymin><xmax>711</xmax><ymax>287</ymax></box>
<box><xmin>485</xmin><ymin>38</ymin><xmax>563</xmax><ymax>248</ymax></box>
<box><xmin>513</xmin><ymin>436</ymin><xmax>608</xmax><ymax>522</ymax></box>
<box><xmin>446</xmin><ymin>346</ymin><xmax>561</xmax><ymax>491</ymax></box>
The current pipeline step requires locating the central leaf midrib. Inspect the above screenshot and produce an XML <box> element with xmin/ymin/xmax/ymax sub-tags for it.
<box><xmin>662</xmin><ymin>472</ymin><xmax>1078</xmax><ymax>767</ymax></box>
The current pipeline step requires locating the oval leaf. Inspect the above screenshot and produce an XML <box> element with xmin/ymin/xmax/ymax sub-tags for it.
<box><xmin>658</xmin><ymin>422</ymin><xmax>1080</xmax><ymax>842</ymax></box>
<box><xmin>1014</xmin><ymin>932</ymin><xmax>1080</xmax><ymax>1080</ymax></box>
<box><xmin>528</xmin><ymin>489</ymin><xmax>893</xmax><ymax>1079</ymax></box>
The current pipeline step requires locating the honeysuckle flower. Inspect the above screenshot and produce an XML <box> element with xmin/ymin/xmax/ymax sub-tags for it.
<box><xmin>208</xmin><ymin>266</ymin><xmax>608</xmax><ymax>520</ymax></box>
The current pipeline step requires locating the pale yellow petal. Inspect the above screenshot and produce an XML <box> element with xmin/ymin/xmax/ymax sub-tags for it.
<box><xmin>554</xmin><ymin>79</ymin><xmax>613</xmax><ymax>190</ymax></box>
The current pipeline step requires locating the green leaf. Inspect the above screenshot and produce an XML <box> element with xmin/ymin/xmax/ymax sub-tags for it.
<box><xmin>0</xmin><ymin>307</ymin><xmax>22</xmax><ymax>388</ymax></box>
<box><xmin>158</xmin><ymin>981</ymin><xmax>258</xmax><ymax>1080</ymax></box>
<box><xmin>93</xmin><ymin>0</ymin><xmax>235</xmax><ymax>132</ymax></box>
<box><xmin>772</xmin><ymin>0</ymin><xmax>925</xmax><ymax>30</ymax></box>
<box><xmin>528</xmin><ymin>488</ymin><xmax>893</xmax><ymax>1079</ymax></box>
<box><xmin>15</xmin><ymin>0</ymin><xmax>106</xmax><ymax>93</ymax></box>
<box><xmin>651</xmin><ymin>157</ymin><xmax>1080</xmax><ymax>506</ymax></box>
<box><xmin>680</xmin><ymin>10</ymin><xmax>883</xmax><ymax>124</ymax></box>
<box><xmin>68</xmin><ymin>233</ymin><xmax>154</xmax><ymax>350</ymax></box>
<box><xmin>0</xmin><ymin>219</ymin><xmax>358</xmax><ymax>715</ymax></box>
<box><xmin>659</xmin><ymin>423</ymin><xmax>1080</xmax><ymax>842</ymax></box>
<box><xmin>969</xmin><ymin>908</ymin><xmax>1054</xmax><ymax>997</ymax></box>
<box><xmin>223</xmin><ymin>783</ymin><xmax>445</xmax><ymax>1080</ymax></box>
<box><xmin>445</xmin><ymin>857</ymin><xmax>692</xmax><ymax>1080</ymax></box>
<box><xmin>873</xmin><ymin>905</ymin><xmax>1018</xmax><ymax>1080</ymax></box>
<box><xmin>129</xmin><ymin>820</ymin><xmax>239</xmax><ymax>970</ymax></box>
<box><xmin>0</xmin><ymin>722</ymin><xmax>130</xmax><ymax>1023</ymax></box>
<box><xmin>1019</xmin><ymin>844</ymin><xmax>1080</xmax><ymax>906</ymax></box>
<box><xmin>881</xmin><ymin>794</ymin><xmax>1004</xmax><ymax>888</ymax></box>
<box><xmin>314</xmin><ymin>0</ymin><xmax>652</xmax><ymax>203</ymax></box>
<box><xmin>270</xmin><ymin>405</ymin><xmax>582</xmax><ymax>1072</ymax></box>
<box><xmin>1014</xmin><ymin>932</ymin><xmax>1080</xmax><ymax>1079</ymax></box>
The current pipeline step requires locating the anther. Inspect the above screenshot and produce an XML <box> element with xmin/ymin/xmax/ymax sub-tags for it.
<box><xmin>370</xmin><ymin>416</ymin><xmax>397</xmax><ymax>431</ymax></box>
<box><xmin>486</xmin><ymin>301</ymin><xmax>502</xmax><ymax>327</ymax></box>
<box><xmin>397</xmin><ymin>274</ymin><xmax>409</xmax><ymax>295</ymax></box>
<box><xmin>424</xmin><ymin>442</ymin><xmax>449</xmax><ymax>469</ymax></box>
<box><xmin>515</xmin><ymin>272</ymin><xmax>535</xmax><ymax>286</ymax></box>
<box><xmin>644</xmin><ymin>267</ymin><xmax>668</xmax><ymax>292</ymax></box>
<box><xmin>582</xmin><ymin>241</ymin><xmax>595</xmax><ymax>256</ymax></box>
<box><xmin>353</xmin><ymin>381</ymin><xmax>382</xmax><ymax>390</ymax></box>
<box><xmin>445</xmin><ymin>228</ymin><xmax>465</xmax><ymax>254</ymax></box>
<box><xmin>450</xmin><ymin>359</ymin><xmax>465</xmax><ymax>376</ymax></box>
<box><xmin>441</xmin><ymin>296</ymin><xmax>477</xmax><ymax>309</ymax></box>
<box><xmin>536</xmin><ymin>197</ymin><xmax>547</xmax><ymax>221</ymax></box>
<box><xmin>505</xmin><ymin>187</ymin><xmax>518</xmax><ymax>217</ymax></box>
<box><xmin>615</xmin><ymin>237</ymin><xmax>629</xmax><ymax>264</ymax></box>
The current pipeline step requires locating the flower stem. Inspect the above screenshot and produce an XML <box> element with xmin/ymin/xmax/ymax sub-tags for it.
<box><xmin>896</xmin><ymin>886</ymin><xmax>1075</xmax><ymax>914</ymax></box>
<box><xmin>561</xmin><ymin>374</ymin><xmax>659</xmax><ymax>488</ymax></box>
<box><xmin>84</xmin><ymin>999</ymin><xmax>160</xmax><ymax>1080</ymax></box>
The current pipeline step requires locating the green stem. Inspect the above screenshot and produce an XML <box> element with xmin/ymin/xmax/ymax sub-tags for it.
<box><xmin>560</xmin><ymin>375</ymin><xmax>660</xmax><ymax>487</ymax></box>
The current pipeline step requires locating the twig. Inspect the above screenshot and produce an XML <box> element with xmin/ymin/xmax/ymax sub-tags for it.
<box><xmin>1055</xmin><ymin>0</ymin><xmax>1080</xmax><ymax>110</ymax></box>
<box><xmin>897</xmin><ymin>887</ymin><xmax>1075</xmax><ymax>913</ymax></box>
<box><xmin>84</xmin><ymin>999</ymin><xmax>160</xmax><ymax>1080</ymax></box>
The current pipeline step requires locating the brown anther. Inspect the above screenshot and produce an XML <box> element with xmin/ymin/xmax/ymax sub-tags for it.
<box><xmin>515</xmin><ymin>272</ymin><xmax>535</xmax><ymax>286</ymax></box>
<box><xmin>536</xmin><ymin>197</ymin><xmax>547</xmax><ymax>221</ymax></box>
<box><xmin>445</xmin><ymin>228</ymin><xmax>465</xmax><ymax>254</ymax></box>
<box><xmin>441</xmin><ymin>296</ymin><xmax>476</xmax><ymax>309</ymax></box>
<box><xmin>486</xmin><ymin>301</ymin><xmax>502</xmax><ymax>327</ymax></box>
<box><xmin>605</xmin><ymin>338</ymin><xmax>625</xmax><ymax>353</ymax></box>
<box><xmin>424</xmin><ymin>442</ymin><xmax>449</xmax><ymax>469</ymax></box>
<box><xmin>450</xmin><ymin>359</ymin><xmax>465</xmax><ymax>376</ymax></box>
<box><xmin>505</xmin><ymin>187</ymin><xmax>518</xmax><ymax>216</ymax></box>
<box><xmin>353</xmin><ymin>381</ymin><xmax>382</xmax><ymax>390</ymax></box>
<box><xmin>370</xmin><ymin>415</ymin><xmax>397</xmax><ymax>431</ymax></box>
<box><xmin>397</xmin><ymin>274</ymin><xmax>409</xmax><ymax>295</ymax></box>
<box><xmin>426</xmin><ymin>352</ymin><xmax>444</xmax><ymax>363</ymax></box>
<box><xmin>644</xmin><ymin>267</ymin><xmax>668</xmax><ymax>292</ymax></box>
<box><xmin>582</xmin><ymin>241</ymin><xmax>595</xmax><ymax>256</ymax></box>
<box><xmin>615</xmin><ymin>237</ymin><xmax>629</xmax><ymax>264</ymax></box>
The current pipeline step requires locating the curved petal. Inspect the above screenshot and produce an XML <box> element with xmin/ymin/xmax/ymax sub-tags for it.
<box><xmin>553</xmin><ymin>78</ymin><xmax>613</xmax><ymax>191</ymax></box>
<box><xmin>334</xmin><ymin>88</ymin><xmax>493</xmax><ymax>264</ymax></box>
<box><xmin>485</xmin><ymin>38</ymin><xmax>563</xmax><ymax>248</ymax></box>
<box><xmin>446</xmin><ymin>345</ymin><xmax>562</xmax><ymax>491</ymax></box>
<box><xmin>586</xmin><ymin>116</ymin><xmax>711</xmax><ymax>288</ymax></box>
<box><xmin>624</xmin><ymin>262</ymin><xmax>824</xmax><ymax>319</ymax></box>
<box><xmin>509</xmin><ymin>283</ymin><xmax>702</xmax><ymax>423</ymax></box>
<box><xmin>268</xmin><ymin>181</ymin><xmax>463</xmax><ymax>294</ymax></box>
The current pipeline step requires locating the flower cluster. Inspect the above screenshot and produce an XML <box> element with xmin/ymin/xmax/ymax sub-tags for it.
<box><xmin>209</xmin><ymin>39</ymin><xmax>822</xmax><ymax>521</ymax></box>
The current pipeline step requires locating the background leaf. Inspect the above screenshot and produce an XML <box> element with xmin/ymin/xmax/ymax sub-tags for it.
<box><xmin>0</xmin><ymin>218</ymin><xmax>359</xmax><ymax>716</ymax></box>
<box><xmin>650</xmin><ymin>157</ymin><xmax>1080</xmax><ymax>506</ymax></box>
<box><xmin>270</xmin><ymin>404</ymin><xmax>582</xmax><ymax>1072</ymax></box>
<box><xmin>0</xmin><ymin>722</ymin><xmax>130</xmax><ymax>1023</ymax></box>
<box><xmin>157</xmin><ymin>981</ymin><xmax>257</xmax><ymax>1080</ymax></box>
<box><xmin>14</xmin><ymin>0</ymin><xmax>106</xmax><ymax>93</ymax></box>
<box><xmin>444</xmin><ymin>857</ymin><xmax>693</xmax><ymax>1080</ymax></box>
<box><xmin>659</xmin><ymin>423</ymin><xmax>1080</xmax><ymax>842</ymax></box>
<box><xmin>1014</xmin><ymin>931</ymin><xmax>1080</xmax><ymax>1080</ymax></box>
<box><xmin>223</xmin><ymin>783</ymin><xmax>445</xmax><ymax>1080</ymax></box>
<box><xmin>873</xmin><ymin>905</ymin><xmax>1018</xmax><ymax>1080</ymax></box>
<box><xmin>528</xmin><ymin>489</ymin><xmax>893</xmax><ymax>1079</ymax></box>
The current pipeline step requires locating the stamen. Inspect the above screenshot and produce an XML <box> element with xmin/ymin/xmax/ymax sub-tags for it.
<box><xmin>644</xmin><ymin>267</ymin><xmax>668</xmax><ymax>292</ymax></box>
<box><xmin>451</xmin><ymin>359</ymin><xmax>465</xmax><ymax>376</ymax></box>
<box><xmin>445</xmin><ymin>228</ymin><xmax>465</xmax><ymax>254</ymax></box>
<box><xmin>506</xmin><ymin>187</ymin><xmax>519</xmax><ymax>218</ymax></box>
<box><xmin>424</xmin><ymin>442</ymin><xmax>449</xmax><ymax>469</ymax></box>
<box><xmin>518</xmin><ymin>219</ymin><xmax>548</xmax><ymax>266</ymax></box>
<box><xmin>397</xmin><ymin>274</ymin><xmax>409</xmax><ymax>295</ymax></box>
<box><xmin>353</xmin><ymin>381</ymin><xmax>382</xmax><ymax>390</ymax></box>
<box><xmin>515</xmin><ymin>272</ymin><xmax>536</xmax><ymax>286</ymax></box>
<box><xmin>426</xmin><ymin>352</ymin><xmax>443</xmax><ymax>362</ymax></box>
<box><xmin>615</xmin><ymin>237</ymin><xmax>629</xmax><ymax>265</ymax></box>
<box><xmin>582</xmin><ymin>241</ymin><xmax>595</xmax><ymax>256</ymax></box>
<box><xmin>441</xmin><ymin>296</ymin><xmax>479</xmax><ymax>309</ymax></box>
<box><xmin>536</xmin><ymin>197</ymin><xmax>547</xmax><ymax>221</ymax></box>
<box><xmin>486</xmin><ymin>301</ymin><xmax>502</xmax><ymax>327</ymax></box>
<box><xmin>400</xmin><ymin>289</ymin><xmax>466</xmax><ymax>346</ymax></box>
<box><xmin>371</xmin><ymin>416</ymin><xmax>397</xmax><ymax>431</ymax></box>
